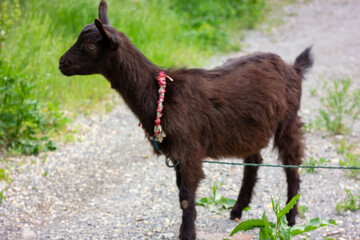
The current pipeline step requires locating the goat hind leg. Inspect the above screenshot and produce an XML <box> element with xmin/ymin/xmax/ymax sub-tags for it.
<box><xmin>230</xmin><ymin>152</ymin><xmax>263</xmax><ymax>220</ymax></box>
<box><xmin>284</xmin><ymin>168</ymin><xmax>300</xmax><ymax>226</ymax></box>
<box><xmin>275</xmin><ymin>117</ymin><xmax>304</xmax><ymax>226</ymax></box>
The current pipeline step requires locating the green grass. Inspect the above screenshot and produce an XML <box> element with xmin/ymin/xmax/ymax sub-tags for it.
<box><xmin>304</xmin><ymin>78</ymin><xmax>360</xmax><ymax>135</ymax></box>
<box><xmin>297</xmin><ymin>205</ymin><xmax>309</xmax><ymax>219</ymax></box>
<box><xmin>334</xmin><ymin>138</ymin><xmax>360</xmax><ymax>179</ymax></box>
<box><xmin>301</xmin><ymin>157</ymin><xmax>330</xmax><ymax>174</ymax></box>
<box><xmin>0</xmin><ymin>166</ymin><xmax>11</xmax><ymax>204</ymax></box>
<box><xmin>0</xmin><ymin>58</ymin><xmax>66</xmax><ymax>155</ymax></box>
<box><xmin>339</xmin><ymin>152</ymin><xmax>360</xmax><ymax>179</ymax></box>
<box><xmin>2</xmin><ymin>0</ymin><xmax>266</xmax><ymax>111</ymax></box>
<box><xmin>335</xmin><ymin>189</ymin><xmax>360</xmax><ymax>213</ymax></box>
<box><xmin>302</xmin><ymin>157</ymin><xmax>317</xmax><ymax>173</ymax></box>
<box><xmin>1</xmin><ymin>1</ymin><xmax>69</xmax><ymax>155</ymax></box>
<box><xmin>318</xmin><ymin>78</ymin><xmax>360</xmax><ymax>134</ymax></box>
<box><xmin>335</xmin><ymin>138</ymin><xmax>354</xmax><ymax>154</ymax></box>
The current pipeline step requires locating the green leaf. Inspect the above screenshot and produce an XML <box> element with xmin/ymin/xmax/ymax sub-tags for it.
<box><xmin>0</xmin><ymin>190</ymin><xmax>6</xmax><ymax>204</ymax></box>
<box><xmin>272</xmin><ymin>197</ymin><xmax>281</xmax><ymax>215</ymax></box>
<box><xmin>0</xmin><ymin>169</ymin><xmax>6</xmax><ymax>181</ymax></box>
<box><xmin>277</xmin><ymin>194</ymin><xmax>300</xmax><ymax>220</ymax></box>
<box><xmin>45</xmin><ymin>140</ymin><xmax>57</xmax><ymax>151</ymax></box>
<box><xmin>243</xmin><ymin>206</ymin><xmax>251</xmax><ymax>212</ymax></box>
<box><xmin>220</xmin><ymin>196</ymin><xmax>236</xmax><ymax>209</ymax></box>
<box><xmin>290</xmin><ymin>218</ymin><xmax>336</xmax><ymax>236</ymax></box>
<box><xmin>259</xmin><ymin>227</ymin><xmax>273</xmax><ymax>240</ymax></box>
<box><xmin>230</xmin><ymin>219</ymin><xmax>264</xmax><ymax>236</ymax></box>
<box><xmin>196</xmin><ymin>197</ymin><xmax>212</xmax><ymax>207</ymax></box>
<box><xmin>208</xmin><ymin>204</ymin><xmax>222</xmax><ymax>214</ymax></box>
<box><xmin>277</xmin><ymin>217</ymin><xmax>291</xmax><ymax>240</ymax></box>
<box><xmin>262</xmin><ymin>212</ymin><xmax>275</xmax><ymax>239</ymax></box>
<box><xmin>212</xmin><ymin>185</ymin><xmax>217</xmax><ymax>199</ymax></box>
<box><xmin>216</xmin><ymin>201</ymin><xmax>223</xmax><ymax>209</ymax></box>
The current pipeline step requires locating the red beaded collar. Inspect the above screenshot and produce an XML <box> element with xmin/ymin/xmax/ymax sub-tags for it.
<box><xmin>139</xmin><ymin>71</ymin><xmax>173</xmax><ymax>146</ymax></box>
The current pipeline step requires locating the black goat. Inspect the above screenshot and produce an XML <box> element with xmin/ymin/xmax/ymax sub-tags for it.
<box><xmin>59</xmin><ymin>1</ymin><xmax>313</xmax><ymax>239</ymax></box>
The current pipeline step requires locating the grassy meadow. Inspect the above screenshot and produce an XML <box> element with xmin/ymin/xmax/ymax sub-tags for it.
<box><xmin>2</xmin><ymin>0</ymin><xmax>266</xmax><ymax>110</ymax></box>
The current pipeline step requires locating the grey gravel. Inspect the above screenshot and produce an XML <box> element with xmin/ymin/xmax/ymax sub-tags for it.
<box><xmin>1</xmin><ymin>0</ymin><xmax>360</xmax><ymax>239</ymax></box>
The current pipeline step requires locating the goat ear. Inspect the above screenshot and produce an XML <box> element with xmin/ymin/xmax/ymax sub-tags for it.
<box><xmin>98</xmin><ymin>0</ymin><xmax>110</xmax><ymax>25</ymax></box>
<box><xmin>95</xmin><ymin>18</ymin><xmax>120</xmax><ymax>50</ymax></box>
<box><xmin>95</xmin><ymin>18</ymin><xmax>108</xmax><ymax>39</ymax></box>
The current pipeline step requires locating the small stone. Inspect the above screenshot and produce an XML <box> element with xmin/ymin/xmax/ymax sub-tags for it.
<box><xmin>161</xmin><ymin>233</ymin><xmax>175</xmax><ymax>238</ymax></box>
<box><xmin>22</xmin><ymin>229</ymin><xmax>37</xmax><ymax>240</ymax></box>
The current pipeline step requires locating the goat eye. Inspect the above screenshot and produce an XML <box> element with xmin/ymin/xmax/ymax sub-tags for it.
<box><xmin>87</xmin><ymin>44</ymin><xmax>96</xmax><ymax>50</ymax></box>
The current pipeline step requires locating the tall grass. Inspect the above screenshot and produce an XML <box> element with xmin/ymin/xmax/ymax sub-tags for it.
<box><xmin>3</xmin><ymin>0</ymin><xmax>266</xmax><ymax>111</ymax></box>
<box><xmin>1</xmin><ymin>0</ymin><xmax>68</xmax><ymax>155</ymax></box>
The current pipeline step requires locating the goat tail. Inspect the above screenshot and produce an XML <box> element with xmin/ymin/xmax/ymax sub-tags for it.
<box><xmin>293</xmin><ymin>46</ymin><xmax>314</xmax><ymax>78</ymax></box>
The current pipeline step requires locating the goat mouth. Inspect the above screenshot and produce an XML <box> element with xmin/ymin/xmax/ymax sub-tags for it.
<box><xmin>58</xmin><ymin>64</ymin><xmax>75</xmax><ymax>76</ymax></box>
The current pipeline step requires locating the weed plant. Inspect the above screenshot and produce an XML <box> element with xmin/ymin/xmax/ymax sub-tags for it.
<box><xmin>335</xmin><ymin>189</ymin><xmax>360</xmax><ymax>213</ymax></box>
<box><xmin>229</xmin><ymin>194</ymin><xmax>336</xmax><ymax>240</ymax></box>
<box><xmin>196</xmin><ymin>182</ymin><xmax>237</xmax><ymax>214</ymax></box>
<box><xmin>0</xmin><ymin>59</ymin><xmax>67</xmax><ymax>155</ymax></box>
<box><xmin>0</xmin><ymin>167</ymin><xmax>11</xmax><ymax>204</ymax></box>
<box><xmin>334</xmin><ymin>138</ymin><xmax>360</xmax><ymax>179</ymax></box>
<box><xmin>302</xmin><ymin>157</ymin><xmax>317</xmax><ymax>173</ymax></box>
<box><xmin>301</xmin><ymin>157</ymin><xmax>330</xmax><ymax>174</ymax></box>
<box><xmin>335</xmin><ymin>138</ymin><xmax>354</xmax><ymax>154</ymax></box>
<box><xmin>339</xmin><ymin>152</ymin><xmax>360</xmax><ymax>179</ymax></box>
<box><xmin>1</xmin><ymin>1</ymin><xmax>68</xmax><ymax>155</ymax></box>
<box><xmin>317</xmin><ymin>78</ymin><xmax>360</xmax><ymax>134</ymax></box>
<box><xmin>297</xmin><ymin>205</ymin><xmax>309</xmax><ymax>219</ymax></box>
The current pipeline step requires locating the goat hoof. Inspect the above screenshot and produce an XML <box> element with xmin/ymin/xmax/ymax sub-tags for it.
<box><xmin>286</xmin><ymin>212</ymin><xmax>296</xmax><ymax>226</ymax></box>
<box><xmin>230</xmin><ymin>210</ymin><xmax>242</xmax><ymax>220</ymax></box>
<box><xmin>179</xmin><ymin>223</ymin><xmax>196</xmax><ymax>240</ymax></box>
<box><xmin>179</xmin><ymin>233</ymin><xmax>196</xmax><ymax>240</ymax></box>
<box><xmin>287</xmin><ymin>219</ymin><xmax>296</xmax><ymax>226</ymax></box>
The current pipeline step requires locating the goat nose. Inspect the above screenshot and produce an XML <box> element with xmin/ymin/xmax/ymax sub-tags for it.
<box><xmin>59</xmin><ymin>57</ymin><xmax>67</xmax><ymax>65</ymax></box>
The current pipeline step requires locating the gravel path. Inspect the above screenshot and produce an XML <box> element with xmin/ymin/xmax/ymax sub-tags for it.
<box><xmin>1</xmin><ymin>0</ymin><xmax>360</xmax><ymax>239</ymax></box>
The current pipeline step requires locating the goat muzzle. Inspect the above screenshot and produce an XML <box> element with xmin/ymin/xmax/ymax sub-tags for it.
<box><xmin>58</xmin><ymin>57</ymin><xmax>74</xmax><ymax>76</ymax></box>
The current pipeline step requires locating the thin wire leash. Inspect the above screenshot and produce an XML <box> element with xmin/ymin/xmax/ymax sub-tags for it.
<box><xmin>203</xmin><ymin>160</ymin><xmax>360</xmax><ymax>170</ymax></box>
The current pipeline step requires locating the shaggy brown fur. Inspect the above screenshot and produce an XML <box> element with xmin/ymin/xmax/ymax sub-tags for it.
<box><xmin>59</xmin><ymin>1</ymin><xmax>313</xmax><ymax>239</ymax></box>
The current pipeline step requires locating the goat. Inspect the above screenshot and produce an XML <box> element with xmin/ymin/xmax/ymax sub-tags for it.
<box><xmin>59</xmin><ymin>1</ymin><xmax>313</xmax><ymax>239</ymax></box>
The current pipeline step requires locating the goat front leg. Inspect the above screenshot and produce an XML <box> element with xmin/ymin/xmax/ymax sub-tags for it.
<box><xmin>177</xmin><ymin>158</ymin><xmax>205</xmax><ymax>240</ymax></box>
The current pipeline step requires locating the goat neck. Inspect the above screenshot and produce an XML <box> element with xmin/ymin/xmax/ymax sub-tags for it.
<box><xmin>104</xmin><ymin>37</ymin><xmax>162</xmax><ymax>134</ymax></box>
